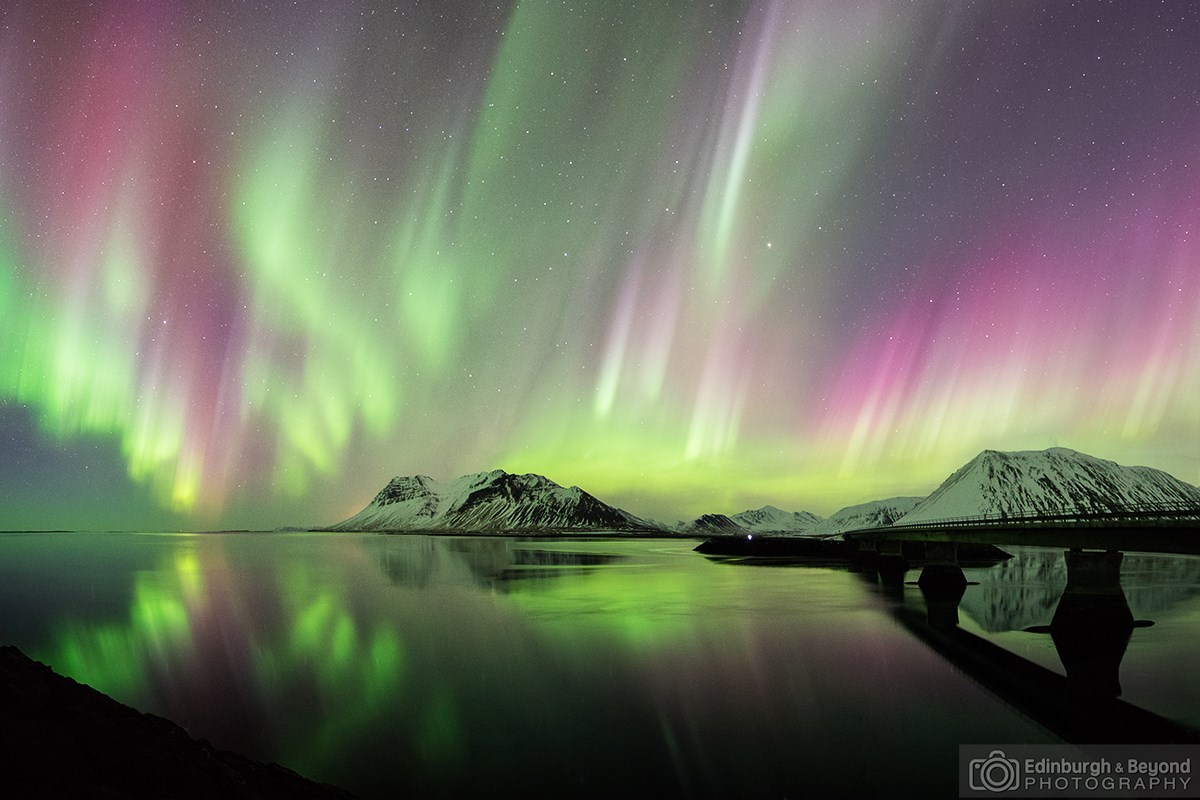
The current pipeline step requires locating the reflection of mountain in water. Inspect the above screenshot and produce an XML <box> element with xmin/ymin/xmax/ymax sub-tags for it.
<box><xmin>1122</xmin><ymin>556</ymin><xmax>1200</xmax><ymax>618</ymax></box>
<box><xmin>960</xmin><ymin>549</ymin><xmax>1200</xmax><ymax>632</ymax></box>
<box><xmin>960</xmin><ymin>551</ymin><xmax>1065</xmax><ymax>632</ymax></box>
<box><xmin>374</xmin><ymin>536</ymin><xmax>624</xmax><ymax>590</ymax></box>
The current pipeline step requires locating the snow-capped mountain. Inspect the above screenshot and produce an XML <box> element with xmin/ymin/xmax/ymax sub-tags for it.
<box><xmin>807</xmin><ymin>497</ymin><xmax>924</xmax><ymax>536</ymax></box>
<box><xmin>729</xmin><ymin>505</ymin><xmax>823</xmax><ymax>533</ymax></box>
<box><xmin>330</xmin><ymin>470</ymin><xmax>658</xmax><ymax>532</ymax></box>
<box><xmin>675</xmin><ymin>506</ymin><xmax>822</xmax><ymax>535</ymax></box>
<box><xmin>896</xmin><ymin>448</ymin><xmax>1200</xmax><ymax>525</ymax></box>
<box><xmin>676</xmin><ymin>513</ymin><xmax>746</xmax><ymax>535</ymax></box>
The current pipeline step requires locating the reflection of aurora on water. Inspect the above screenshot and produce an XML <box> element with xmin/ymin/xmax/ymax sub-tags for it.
<box><xmin>42</xmin><ymin>538</ymin><xmax>417</xmax><ymax>776</ymax></box>
<box><xmin>34</xmin><ymin>535</ymin><xmax>797</xmax><ymax>783</ymax></box>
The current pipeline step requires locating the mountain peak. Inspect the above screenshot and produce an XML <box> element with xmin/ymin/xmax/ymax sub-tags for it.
<box><xmin>807</xmin><ymin>496</ymin><xmax>924</xmax><ymax>536</ymax></box>
<box><xmin>676</xmin><ymin>513</ymin><xmax>744</xmax><ymax>534</ymax></box>
<box><xmin>897</xmin><ymin>447</ymin><xmax>1200</xmax><ymax>524</ymax></box>
<box><xmin>332</xmin><ymin>470</ymin><xmax>656</xmax><ymax>533</ymax></box>
<box><xmin>683</xmin><ymin>505</ymin><xmax>825</xmax><ymax>534</ymax></box>
<box><xmin>371</xmin><ymin>475</ymin><xmax>437</xmax><ymax>507</ymax></box>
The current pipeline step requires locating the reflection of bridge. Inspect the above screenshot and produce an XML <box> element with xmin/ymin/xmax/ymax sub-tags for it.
<box><xmin>843</xmin><ymin>509</ymin><xmax>1200</xmax><ymax>743</ymax></box>
<box><xmin>880</xmin><ymin>565</ymin><xmax>1200</xmax><ymax>744</ymax></box>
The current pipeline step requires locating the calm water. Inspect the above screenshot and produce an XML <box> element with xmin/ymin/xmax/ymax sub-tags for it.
<box><xmin>1</xmin><ymin>532</ymin><xmax>1197</xmax><ymax>798</ymax></box>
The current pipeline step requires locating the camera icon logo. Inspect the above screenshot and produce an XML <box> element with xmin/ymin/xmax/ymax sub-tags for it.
<box><xmin>968</xmin><ymin>749</ymin><xmax>1020</xmax><ymax>792</ymax></box>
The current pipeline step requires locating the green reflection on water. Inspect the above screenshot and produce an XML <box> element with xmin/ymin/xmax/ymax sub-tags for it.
<box><xmin>35</xmin><ymin>537</ymin><xmax>426</xmax><ymax>779</ymax></box>
<box><xmin>506</xmin><ymin>558</ymin><xmax>739</xmax><ymax>649</ymax></box>
<box><xmin>419</xmin><ymin>686</ymin><xmax>463</xmax><ymax>764</ymax></box>
<box><xmin>50</xmin><ymin>547</ymin><xmax>199</xmax><ymax>702</ymax></box>
<box><xmin>251</xmin><ymin>558</ymin><xmax>423</xmax><ymax>776</ymax></box>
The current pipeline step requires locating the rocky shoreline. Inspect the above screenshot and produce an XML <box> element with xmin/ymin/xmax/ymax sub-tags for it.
<box><xmin>0</xmin><ymin>645</ymin><xmax>355</xmax><ymax>799</ymax></box>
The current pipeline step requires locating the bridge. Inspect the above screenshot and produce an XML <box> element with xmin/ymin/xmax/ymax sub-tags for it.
<box><xmin>704</xmin><ymin>530</ymin><xmax>1200</xmax><ymax>743</ymax></box>
<box><xmin>698</xmin><ymin>504</ymin><xmax>1200</xmax><ymax>742</ymax></box>
<box><xmin>852</xmin><ymin>501</ymin><xmax>1200</xmax><ymax>529</ymax></box>
<box><xmin>839</xmin><ymin>506</ymin><xmax>1200</xmax><ymax>650</ymax></box>
<box><xmin>842</xmin><ymin>503</ymin><xmax>1200</xmax><ymax>556</ymax></box>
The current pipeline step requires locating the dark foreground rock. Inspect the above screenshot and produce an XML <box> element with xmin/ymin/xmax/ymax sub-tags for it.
<box><xmin>0</xmin><ymin>645</ymin><xmax>355</xmax><ymax>799</ymax></box>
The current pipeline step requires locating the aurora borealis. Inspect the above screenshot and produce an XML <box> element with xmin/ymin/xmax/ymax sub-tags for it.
<box><xmin>0</xmin><ymin>1</ymin><xmax>1197</xmax><ymax>530</ymax></box>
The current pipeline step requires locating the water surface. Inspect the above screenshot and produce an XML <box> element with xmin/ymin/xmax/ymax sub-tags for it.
<box><xmin>2</xmin><ymin>533</ymin><xmax>1196</xmax><ymax>797</ymax></box>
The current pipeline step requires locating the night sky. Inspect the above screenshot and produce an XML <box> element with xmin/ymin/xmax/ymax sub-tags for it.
<box><xmin>0</xmin><ymin>1</ymin><xmax>1197</xmax><ymax>530</ymax></box>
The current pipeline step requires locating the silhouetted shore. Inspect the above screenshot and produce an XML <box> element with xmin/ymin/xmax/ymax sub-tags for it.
<box><xmin>0</xmin><ymin>645</ymin><xmax>355</xmax><ymax>799</ymax></box>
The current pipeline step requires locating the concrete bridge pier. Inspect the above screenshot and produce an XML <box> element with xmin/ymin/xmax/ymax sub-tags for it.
<box><xmin>876</xmin><ymin>539</ymin><xmax>909</xmax><ymax>568</ymax></box>
<box><xmin>875</xmin><ymin>540</ymin><xmax>910</xmax><ymax>587</ymax></box>
<box><xmin>1050</xmin><ymin>549</ymin><xmax>1135</xmax><ymax>699</ymax></box>
<box><xmin>917</xmin><ymin>541</ymin><xmax>968</xmax><ymax>590</ymax></box>
<box><xmin>916</xmin><ymin>542</ymin><xmax>968</xmax><ymax>628</ymax></box>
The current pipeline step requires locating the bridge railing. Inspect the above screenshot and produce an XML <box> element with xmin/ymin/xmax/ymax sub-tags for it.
<box><xmin>845</xmin><ymin>502</ymin><xmax>1200</xmax><ymax>536</ymax></box>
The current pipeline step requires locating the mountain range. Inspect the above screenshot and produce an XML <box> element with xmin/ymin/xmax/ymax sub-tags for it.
<box><xmin>805</xmin><ymin>497</ymin><xmax>924</xmax><ymax>537</ymax></box>
<box><xmin>329</xmin><ymin>448</ymin><xmax>1199</xmax><ymax>535</ymax></box>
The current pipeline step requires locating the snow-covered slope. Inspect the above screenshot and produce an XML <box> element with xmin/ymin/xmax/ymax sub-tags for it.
<box><xmin>677</xmin><ymin>513</ymin><xmax>746</xmax><ymax>535</ymax></box>
<box><xmin>729</xmin><ymin>505</ymin><xmax>823</xmax><ymax>533</ymax></box>
<box><xmin>897</xmin><ymin>448</ymin><xmax>1200</xmax><ymax>524</ymax></box>
<box><xmin>807</xmin><ymin>497</ymin><xmax>924</xmax><ymax>536</ymax></box>
<box><xmin>331</xmin><ymin>470</ymin><xmax>657</xmax><ymax>532</ymax></box>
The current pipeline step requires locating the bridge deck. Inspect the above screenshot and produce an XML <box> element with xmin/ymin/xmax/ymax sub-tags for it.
<box><xmin>844</xmin><ymin>522</ymin><xmax>1200</xmax><ymax>556</ymax></box>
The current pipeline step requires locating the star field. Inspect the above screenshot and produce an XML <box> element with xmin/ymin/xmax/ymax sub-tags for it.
<box><xmin>0</xmin><ymin>0</ymin><xmax>1197</xmax><ymax>529</ymax></box>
